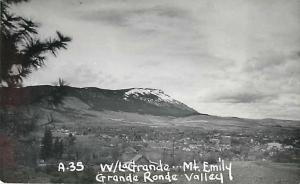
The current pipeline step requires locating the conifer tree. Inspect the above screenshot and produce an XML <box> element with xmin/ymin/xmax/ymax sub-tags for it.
<box><xmin>40</xmin><ymin>128</ymin><xmax>53</xmax><ymax>160</ymax></box>
<box><xmin>0</xmin><ymin>0</ymin><xmax>71</xmax><ymax>87</ymax></box>
<box><xmin>53</xmin><ymin>137</ymin><xmax>60</xmax><ymax>159</ymax></box>
<box><xmin>58</xmin><ymin>139</ymin><xmax>64</xmax><ymax>158</ymax></box>
<box><xmin>53</xmin><ymin>137</ymin><xmax>64</xmax><ymax>159</ymax></box>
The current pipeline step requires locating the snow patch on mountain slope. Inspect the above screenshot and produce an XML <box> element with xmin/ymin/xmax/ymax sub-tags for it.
<box><xmin>124</xmin><ymin>88</ymin><xmax>181</xmax><ymax>105</ymax></box>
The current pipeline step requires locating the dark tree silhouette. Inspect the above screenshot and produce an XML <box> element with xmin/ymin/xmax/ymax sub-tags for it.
<box><xmin>0</xmin><ymin>0</ymin><xmax>71</xmax><ymax>87</ymax></box>
<box><xmin>53</xmin><ymin>137</ymin><xmax>64</xmax><ymax>159</ymax></box>
<box><xmin>40</xmin><ymin>128</ymin><xmax>53</xmax><ymax>160</ymax></box>
<box><xmin>53</xmin><ymin>137</ymin><xmax>60</xmax><ymax>158</ymax></box>
<box><xmin>59</xmin><ymin>139</ymin><xmax>64</xmax><ymax>158</ymax></box>
<box><xmin>48</xmin><ymin>78</ymin><xmax>69</xmax><ymax>107</ymax></box>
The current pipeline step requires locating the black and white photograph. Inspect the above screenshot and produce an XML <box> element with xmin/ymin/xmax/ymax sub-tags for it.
<box><xmin>0</xmin><ymin>0</ymin><xmax>300</xmax><ymax>183</ymax></box>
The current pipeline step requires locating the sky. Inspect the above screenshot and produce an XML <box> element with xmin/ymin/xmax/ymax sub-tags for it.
<box><xmin>11</xmin><ymin>0</ymin><xmax>300</xmax><ymax>120</ymax></box>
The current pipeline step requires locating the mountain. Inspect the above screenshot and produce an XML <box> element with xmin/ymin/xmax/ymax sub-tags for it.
<box><xmin>0</xmin><ymin>85</ymin><xmax>199</xmax><ymax>117</ymax></box>
<box><xmin>1</xmin><ymin>85</ymin><xmax>299</xmax><ymax>131</ymax></box>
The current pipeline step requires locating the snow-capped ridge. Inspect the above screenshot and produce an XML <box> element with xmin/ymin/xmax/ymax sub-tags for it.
<box><xmin>124</xmin><ymin>88</ymin><xmax>181</xmax><ymax>105</ymax></box>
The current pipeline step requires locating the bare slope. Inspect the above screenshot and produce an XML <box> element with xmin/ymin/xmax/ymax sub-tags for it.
<box><xmin>0</xmin><ymin>85</ymin><xmax>198</xmax><ymax>117</ymax></box>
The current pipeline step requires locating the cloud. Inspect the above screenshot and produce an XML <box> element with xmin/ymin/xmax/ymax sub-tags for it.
<box><xmin>78</xmin><ymin>5</ymin><xmax>191</xmax><ymax>27</ymax></box>
<box><xmin>210</xmin><ymin>92</ymin><xmax>276</xmax><ymax>104</ymax></box>
<box><xmin>243</xmin><ymin>51</ymin><xmax>300</xmax><ymax>75</ymax></box>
